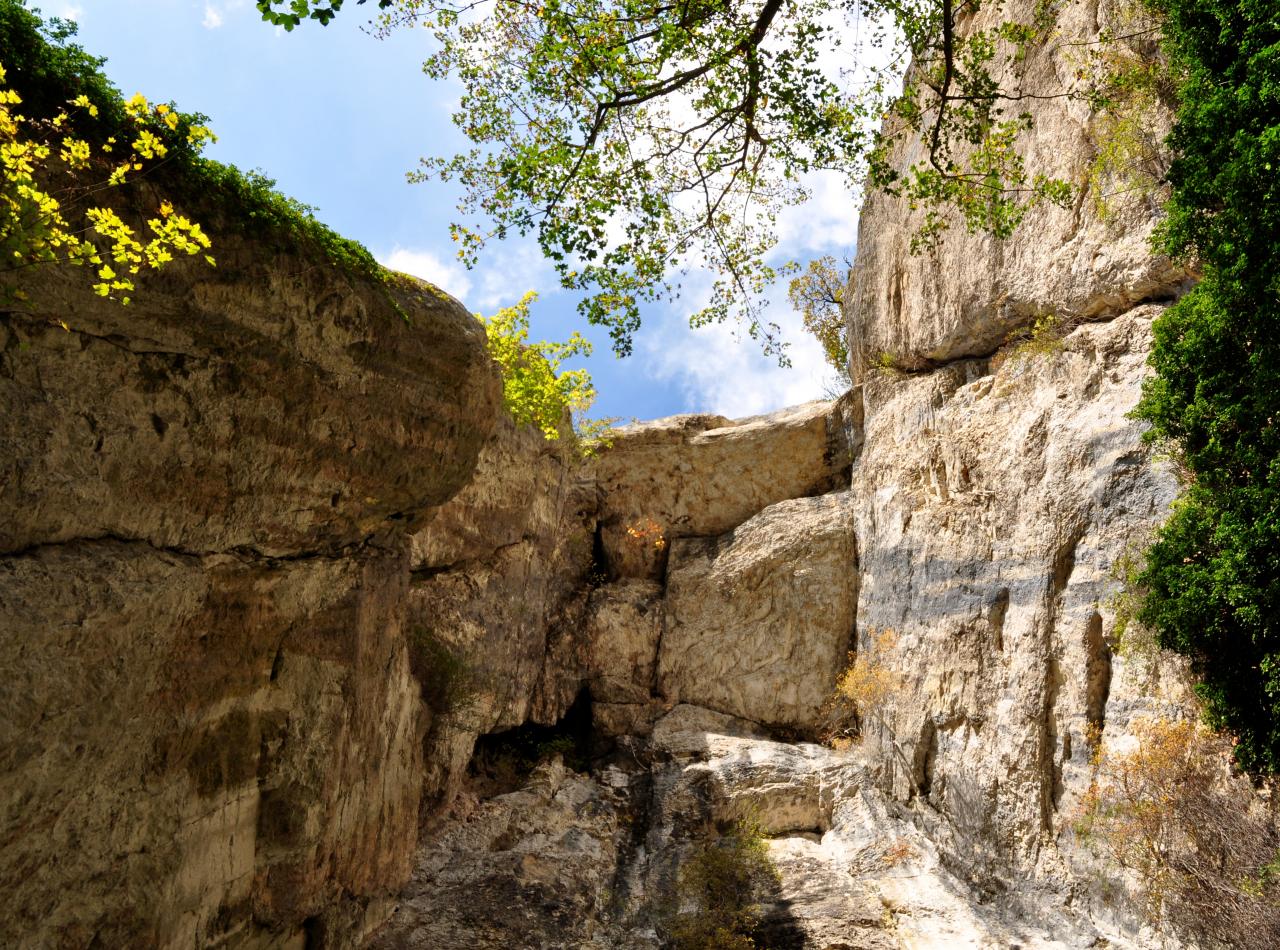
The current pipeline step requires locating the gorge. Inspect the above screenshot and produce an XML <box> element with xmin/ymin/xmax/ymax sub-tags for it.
<box><xmin>2</xmin><ymin>0</ymin><xmax>1277</xmax><ymax>947</ymax></box>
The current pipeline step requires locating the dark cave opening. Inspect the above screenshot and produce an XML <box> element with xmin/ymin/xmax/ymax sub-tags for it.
<box><xmin>468</xmin><ymin>687</ymin><xmax>605</xmax><ymax>795</ymax></box>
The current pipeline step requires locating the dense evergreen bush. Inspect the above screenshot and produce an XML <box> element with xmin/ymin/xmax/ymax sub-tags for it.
<box><xmin>1135</xmin><ymin>0</ymin><xmax>1280</xmax><ymax>772</ymax></box>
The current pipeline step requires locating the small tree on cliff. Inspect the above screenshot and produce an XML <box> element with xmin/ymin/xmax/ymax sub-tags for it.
<box><xmin>788</xmin><ymin>255</ymin><xmax>851</xmax><ymax>387</ymax></box>
<box><xmin>258</xmin><ymin>0</ymin><xmax>1077</xmax><ymax>360</ymax></box>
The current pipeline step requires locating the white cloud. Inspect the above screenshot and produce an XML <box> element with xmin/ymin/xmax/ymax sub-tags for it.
<box><xmin>775</xmin><ymin>169</ymin><xmax>861</xmax><ymax>259</ymax></box>
<box><xmin>639</xmin><ymin>282</ymin><xmax>840</xmax><ymax>419</ymax></box>
<box><xmin>52</xmin><ymin>3</ymin><xmax>83</xmax><ymax>21</ymax></box>
<box><xmin>201</xmin><ymin>1</ymin><xmax>251</xmax><ymax>30</ymax></box>
<box><xmin>381</xmin><ymin>247</ymin><xmax>474</xmax><ymax>301</ymax></box>
<box><xmin>469</xmin><ymin>241</ymin><xmax>557</xmax><ymax>312</ymax></box>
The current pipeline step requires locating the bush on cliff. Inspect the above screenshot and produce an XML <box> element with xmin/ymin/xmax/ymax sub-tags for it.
<box><xmin>478</xmin><ymin>290</ymin><xmax>596</xmax><ymax>441</ymax></box>
<box><xmin>666</xmin><ymin>816</ymin><xmax>780</xmax><ymax>950</ymax></box>
<box><xmin>1076</xmin><ymin>717</ymin><xmax>1280</xmax><ymax>944</ymax></box>
<box><xmin>0</xmin><ymin>3</ymin><xmax>216</xmax><ymax>304</ymax></box>
<box><xmin>1134</xmin><ymin>0</ymin><xmax>1280</xmax><ymax>772</ymax></box>
<box><xmin>0</xmin><ymin>0</ymin><xmax>383</xmax><ymax>290</ymax></box>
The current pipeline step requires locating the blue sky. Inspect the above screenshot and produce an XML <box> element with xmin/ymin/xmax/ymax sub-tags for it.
<box><xmin>59</xmin><ymin>0</ymin><xmax>861</xmax><ymax>421</ymax></box>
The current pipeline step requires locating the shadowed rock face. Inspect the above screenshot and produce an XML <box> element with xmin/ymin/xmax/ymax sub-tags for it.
<box><xmin>0</xmin><ymin>222</ymin><xmax>503</xmax><ymax>947</ymax></box>
<box><xmin>0</xmin><ymin>235</ymin><xmax>497</xmax><ymax>557</ymax></box>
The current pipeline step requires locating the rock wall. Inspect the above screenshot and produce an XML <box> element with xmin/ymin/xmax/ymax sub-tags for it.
<box><xmin>0</xmin><ymin>233</ymin><xmax>502</xmax><ymax>947</ymax></box>
<box><xmin>0</xmin><ymin>0</ymin><xmax>1242</xmax><ymax>945</ymax></box>
<box><xmin>847</xmin><ymin>0</ymin><xmax>1190</xmax><ymax>374</ymax></box>
<box><xmin>372</xmin><ymin>1</ymin><xmax>1216</xmax><ymax>947</ymax></box>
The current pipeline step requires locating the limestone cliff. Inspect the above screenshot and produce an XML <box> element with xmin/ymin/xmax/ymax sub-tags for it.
<box><xmin>0</xmin><ymin>231</ymin><xmax>501</xmax><ymax>946</ymax></box>
<box><xmin>369</xmin><ymin>0</ymin><xmax>1217</xmax><ymax>946</ymax></box>
<box><xmin>0</xmin><ymin>0</ymin><xmax>1255</xmax><ymax>946</ymax></box>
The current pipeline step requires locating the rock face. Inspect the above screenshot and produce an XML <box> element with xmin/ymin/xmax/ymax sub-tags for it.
<box><xmin>368</xmin><ymin>1</ymin><xmax>1215</xmax><ymax>946</ymax></box>
<box><xmin>851</xmin><ymin>307</ymin><xmax>1178</xmax><ymax>888</ymax></box>
<box><xmin>375</xmin><ymin>706</ymin><xmax>1140</xmax><ymax>949</ymax></box>
<box><xmin>1</xmin><ymin>247</ymin><xmax>496</xmax><ymax>557</ymax></box>
<box><xmin>0</xmin><ymin>226</ymin><xmax>502</xmax><ymax>947</ymax></box>
<box><xmin>406</xmin><ymin>413</ymin><xmax>597</xmax><ymax>811</ymax></box>
<box><xmin>1</xmin><ymin>544</ymin><xmax>424</xmax><ymax>946</ymax></box>
<box><xmin>847</xmin><ymin>0</ymin><xmax>1190</xmax><ymax>372</ymax></box>
<box><xmin>591</xmin><ymin>399</ymin><xmax>855</xmax><ymax>579</ymax></box>
<box><xmin>659</xmin><ymin>494</ymin><xmax>858</xmax><ymax>729</ymax></box>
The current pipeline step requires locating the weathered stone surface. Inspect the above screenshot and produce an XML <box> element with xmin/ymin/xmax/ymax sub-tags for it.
<box><xmin>577</xmin><ymin>580</ymin><xmax>664</xmax><ymax>704</ymax></box>
<box><xmin>0</xmin><ymin>201</ymin><xmax>502</xmax><ymax>949</ymax></box>
<box><xmin>367</xmin><ymin>759</ymin><xmax>638</xmax><ymax>950</ymax></box>
<box><xmin>849</xmin><ymin>306</ymin><xmax>1180</xmax><ymax>895</ymax></box>
<box><xmin>846</xmin><ymin>1</ymin><xmax>1190</xmax><ymax>372</ymax></box>
<box><xmin>1</xmin><ymin>245</ymin><xmax>497</xmax><ymax>558</ymax></box>
<box><xmin>0</xmin><ymin>541</ymin><xmax>422</xmax><ymax>948</ymax></box>
<box><xmin>409</xmin><ymin>527</ymin><xmax>593</xmax><ymax>810</ymax></box>
<box><xmin>591</xmin><ymin>399</ymin><xmax>854</xmax><ymax>579</ymax></box>
<box><xmin>657</xmin><ymin>494</ymin><xmax>858</xmax><ymax>729</ymax></box>
<box><xmin>410</xmin><ymin>415</ymin><xmax>587</xmax><ymax>571</ymax></box>
<box><xmin>373</xmin><ymin>706</ymin><xmax>1140</xmax><ymax>949</ymax></box>
<box><xmin>405</xmin><ymin>416</ymin><xmax>596</xmax><ymax>809</ymax></box>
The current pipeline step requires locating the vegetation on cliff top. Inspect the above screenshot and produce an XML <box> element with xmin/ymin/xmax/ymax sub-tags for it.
<box><xmin>0</xmin><ymin>0</ymin><xmax>383</xmax><ymax>283</ymax></box>
<box><xmin>1</xmin><ymin>1</ymin><xmax>601</xmax><ymax>449</ymax></box>
<box><xmin>477</xmin><ymin>290</ymin><xmax>601</xmax><ymax>443</ymax></box>
<box><xmin>0</xmin><ymin>4</ymin><xmax>217</xmax><ymax>304</ymax></box>
<box><xmin>1134</xmin><ymin>0</ymin><xmax>1280</xmax><ymax>773</ymax></box>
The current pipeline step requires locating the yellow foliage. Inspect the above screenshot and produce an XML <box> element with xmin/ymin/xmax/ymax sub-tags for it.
<box><xmin>0</xmin><ymin>61</ymin><xmax>216</xmax><ymax>308</ymax></box>
<box><xmin>477</xmin><ymin>290</ymin><xmax>601</xmax><ymax>446</ymax></box>
<box><xmin>1076</xmin><ymin>716</ymin><xmax>1280</xmax><ymax>944</ymax></box>
<box><xmin>624</xmin><ymin>517</ymin><xmax>666</xmax><ymax>551</ymax></box>
<box><xmin>834</xmin><ymin>628</ymin><xmax>899</xmax><ymax>724</ymax></box>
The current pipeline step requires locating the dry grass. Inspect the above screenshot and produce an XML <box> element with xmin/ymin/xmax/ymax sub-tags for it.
<box><xmin>1077</xmin><ymin>717</ymin><xmax>1280</xmax><ymax>946</ymax></box>
<box><xmin>824</xmin><ymin>628</ymin><xmax>899</xmax><ymax>743</ymax></box>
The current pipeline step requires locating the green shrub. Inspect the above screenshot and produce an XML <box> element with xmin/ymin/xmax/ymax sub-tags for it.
<box><xmin>666</xmin><ymin>817</ymin><xmax>780</xmax><ymax>950</ymax></box>
<box><xmin>478</xmin><ymin>290</ymin><xmax>598</xmax><ymax>443</ymax></box>
<box><xmin>0</xmin><ymin>1</ymin><xmax>382</xmax><ymax>283</ymax></box>
<box><xmin>407</xmin><ymin>628</ymin><xmax>477</xmax><ymax>718</ymax></box>
<box><xmin>1006</xmin><ymin>311</ymin><xmax>1072</xmax><ymax>362</ymax></box>
<box><xmin>1132</xmin><ymin>0</ymin><xmax>1280</xmax><ymax>773</ymax></box>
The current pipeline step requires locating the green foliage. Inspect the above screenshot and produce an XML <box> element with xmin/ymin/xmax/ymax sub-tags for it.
<box><xmin>667</xmin><ymin>816</ymin><xmax>781</xmax><ymax>950</ymax></box>
<box><xmin>479</xmin><ymin>290</ymin><xmax>597</xmax><ymax>442</ymax></box>
<box><xmin>1083</xmin><ymin>8</ymin><xmax>1174</xmax><ymax>221</ymax></box>
<box><xmin>0</xmin><ymin>3</ymin><xmax>216</xmax><ymax>304</ymax></box>
<box><xmin>257</xmin><ymin>0</ymin><xmax>393</xmax><ymax>29</ymax></box>
<box><xmin>787</xmin><ymin>255</ymin><xmax>851</xmax><ymax>384</ymax></box>
<box><xmin>184</xmin><ymin>161</ymin><xmax>383</xmax><ymax>279</ymax></box>
<box><xmin>1105</xmin><ymin>545</ymin><xmax>1161</xmax><ymax>671</ymax></box>
<box><xmin>407</xmin><ymin>627</ymin><xmax>478</xmax><ymax>717</ymax></box>
<box><xmin>0</xmin><ymin>0</ymin><xmax>383</xmax><ymax>289</ymax></box>
<box><xmin>265</xmin><ymin>0</ymin><xmax>1079</xmax><ymax>360</ymax></box>
<box><xmin>1131</xmin><ymin>0</ymin><xmax>1280</xmax><ymax>773</ymax></box>
<box><xmin>1002</xmin><ymin>310</ymin><xmax>1070</xmax><ymax>362</ymax></box>
<box><xmin>869</xmin><ymin>350</ymin><xmax>905</xmax><ymax>376</ymax></box>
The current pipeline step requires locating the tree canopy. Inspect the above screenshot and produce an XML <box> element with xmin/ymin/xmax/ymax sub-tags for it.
<box><xmin>258</xmin><ymin>0</ymin><xmax>1075</xmax><ymax>360</ymax></box>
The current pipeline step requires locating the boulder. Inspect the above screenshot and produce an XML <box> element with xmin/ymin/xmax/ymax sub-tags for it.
<box><xmin>657</xmin><ymin>494</ymin><xmax>858</xmax><ymax>730</ymax></box>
